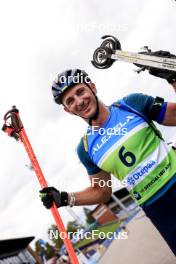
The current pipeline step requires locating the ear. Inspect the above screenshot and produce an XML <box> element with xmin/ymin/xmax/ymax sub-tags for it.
<box><xmin>90</xmin><ymin>83</ymin><xmax>97</xmax><ymax>94</ymax></box>
<box><xmin>63</xmin><ymin>105</ymin><xmax>74</xmax><ymax>115</ymax></box>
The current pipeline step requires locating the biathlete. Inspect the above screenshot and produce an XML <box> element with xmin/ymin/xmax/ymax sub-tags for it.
<box><xmin>40</xmin><ymin>64</ymin><xmax>176</xmax><ymax>255</ymax></box>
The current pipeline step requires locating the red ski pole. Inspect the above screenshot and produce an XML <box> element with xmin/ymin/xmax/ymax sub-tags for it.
<box><xmin>2</xmin><ymin>106</ymin><xmax>79</xmax><ymax>264</ymax></box>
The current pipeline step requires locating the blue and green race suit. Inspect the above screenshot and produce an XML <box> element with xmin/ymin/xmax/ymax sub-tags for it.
<box><xmin>77</xmin><ymin>93</ymin><xmax>176</xmax><ymax>206</ymax></box>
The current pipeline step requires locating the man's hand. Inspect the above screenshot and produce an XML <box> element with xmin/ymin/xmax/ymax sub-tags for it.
<box><xmin>147</xmin><ymin>50</ymin><xmax>176</xmax><ymax>84</ymax></box>
<box><xmin>39</xmin><ymin>171</ymin><xmax>112</xmax><ymax>209</ymax></box>
<box><xmin>40</xmin><ymin>187</ymin><xmax>61</xmax><ymax>209</ymax></box>
<box><xmin>161</xmin><ymin>102</ymin><xmax>176</xmax><ymax>126</ymax></box>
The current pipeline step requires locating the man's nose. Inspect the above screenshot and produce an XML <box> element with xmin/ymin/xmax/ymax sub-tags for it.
<box><xmin>75</xmin><ymin>96</ymin><xmax>84</xmax><ymax>106</ymax></box>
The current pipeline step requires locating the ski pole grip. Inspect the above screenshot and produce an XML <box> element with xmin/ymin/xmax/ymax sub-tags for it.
<box><xmin>3</xmin><ymin>106</ymin><xmax>24</xmax><ymax>131</ymax></box>
<box><xmin>2</xmin><ymin>106</ymin><xmax>24</xmax><ymax>140</ymax></box>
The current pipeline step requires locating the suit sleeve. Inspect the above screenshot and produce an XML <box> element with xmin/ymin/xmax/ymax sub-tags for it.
<box><xmin>77</xmin><ymin>138</ymin><xmax>101</xmax><ymax>175</ymax></box>
<box><xmin>122</xmin><ymin>93</ymin><xmax>167</xmax><ymax>123</ymax></box>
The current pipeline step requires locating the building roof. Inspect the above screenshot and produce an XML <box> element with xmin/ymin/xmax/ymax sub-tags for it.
<box><xmin>0</xmin><ymin>236</ymin><xmax>34</xmax><ymax>259</ymax></box>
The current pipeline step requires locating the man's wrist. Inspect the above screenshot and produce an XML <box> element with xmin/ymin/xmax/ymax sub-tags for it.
<box><xmin>60</xmin><ymin>191</ymin><xmax>69</xmax><ymax>206</ymax></box>
<box><xmin>171</xmin><ymin>81</ymin><xmax>176</xmax><ymax>92</ymax></box>
<box><xmin>60</xmin><ymin>192</ymin><xmax>76</xmax><ymax>207</ymax></box>
<box><xmin>68</xmin><ymin>192</ymin><xmax>76</xmax><ymax>207</ymax></box>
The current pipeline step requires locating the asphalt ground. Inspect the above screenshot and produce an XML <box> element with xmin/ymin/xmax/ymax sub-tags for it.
<box><xmin>99</xmin><ymin>210</ymin><xmax>176</xmax><ymax>264</ymax></box>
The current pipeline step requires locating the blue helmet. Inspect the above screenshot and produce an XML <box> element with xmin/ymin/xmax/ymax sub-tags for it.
<box><xmin>51</xmin><ymin>69</ymin><xmax>92</xmax><ymax>104</ymax></box>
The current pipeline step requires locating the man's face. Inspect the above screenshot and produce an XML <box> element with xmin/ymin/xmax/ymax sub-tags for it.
<box><xmin>62</xmin><ymin>83</ymin><xmax>98</xmax><ymax>119</ymax></box>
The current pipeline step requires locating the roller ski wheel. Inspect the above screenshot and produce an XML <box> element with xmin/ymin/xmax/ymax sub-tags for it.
<box><xmin>100</xmin><ymin>35</ymin><xmax>121</xmax><ymax>51</ymax></box>
<box><xmin>92</xmin><ymin>46</ymin><xmax>114</xmax><ymax>69</ymax></box>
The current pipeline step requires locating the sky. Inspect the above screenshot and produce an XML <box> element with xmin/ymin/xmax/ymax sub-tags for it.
<box><xmin>0</xmin><ymin>0</ymin><xmax>176</xmax><ymax>248</ymax></box>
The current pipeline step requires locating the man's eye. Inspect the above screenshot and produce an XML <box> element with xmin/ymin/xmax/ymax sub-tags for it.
<box><xmin>78</xmin><ymin>89</ymin><xmax>84</xmax><ymax>95</ymax></box>
<box><xmin>67</xmin><ymin>99</ymin><xmax>73</xmax><ymax>105</ymax></box>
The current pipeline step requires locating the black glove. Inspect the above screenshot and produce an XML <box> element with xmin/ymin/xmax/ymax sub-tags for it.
<box><xmin>147</xmin><ymin>50</ymin><xmax>176</xmax><ymax>84</ymax></box>
<box><xmin>40</xmin><ymin>187</ymin><xmax>69</xmax><ymax>209</ymax></box>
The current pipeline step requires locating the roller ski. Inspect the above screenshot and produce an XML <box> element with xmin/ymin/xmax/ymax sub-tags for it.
<box><xmin>91</xmin><ymin>35</ymin><xmax>176</xmax><ymax>79</ymax></box>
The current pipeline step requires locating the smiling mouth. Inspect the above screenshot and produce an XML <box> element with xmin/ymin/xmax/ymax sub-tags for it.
<box><xmin>80</xmin><ymin>103</ymin><xmax>90</xmax><ymax>113</ymax></box>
